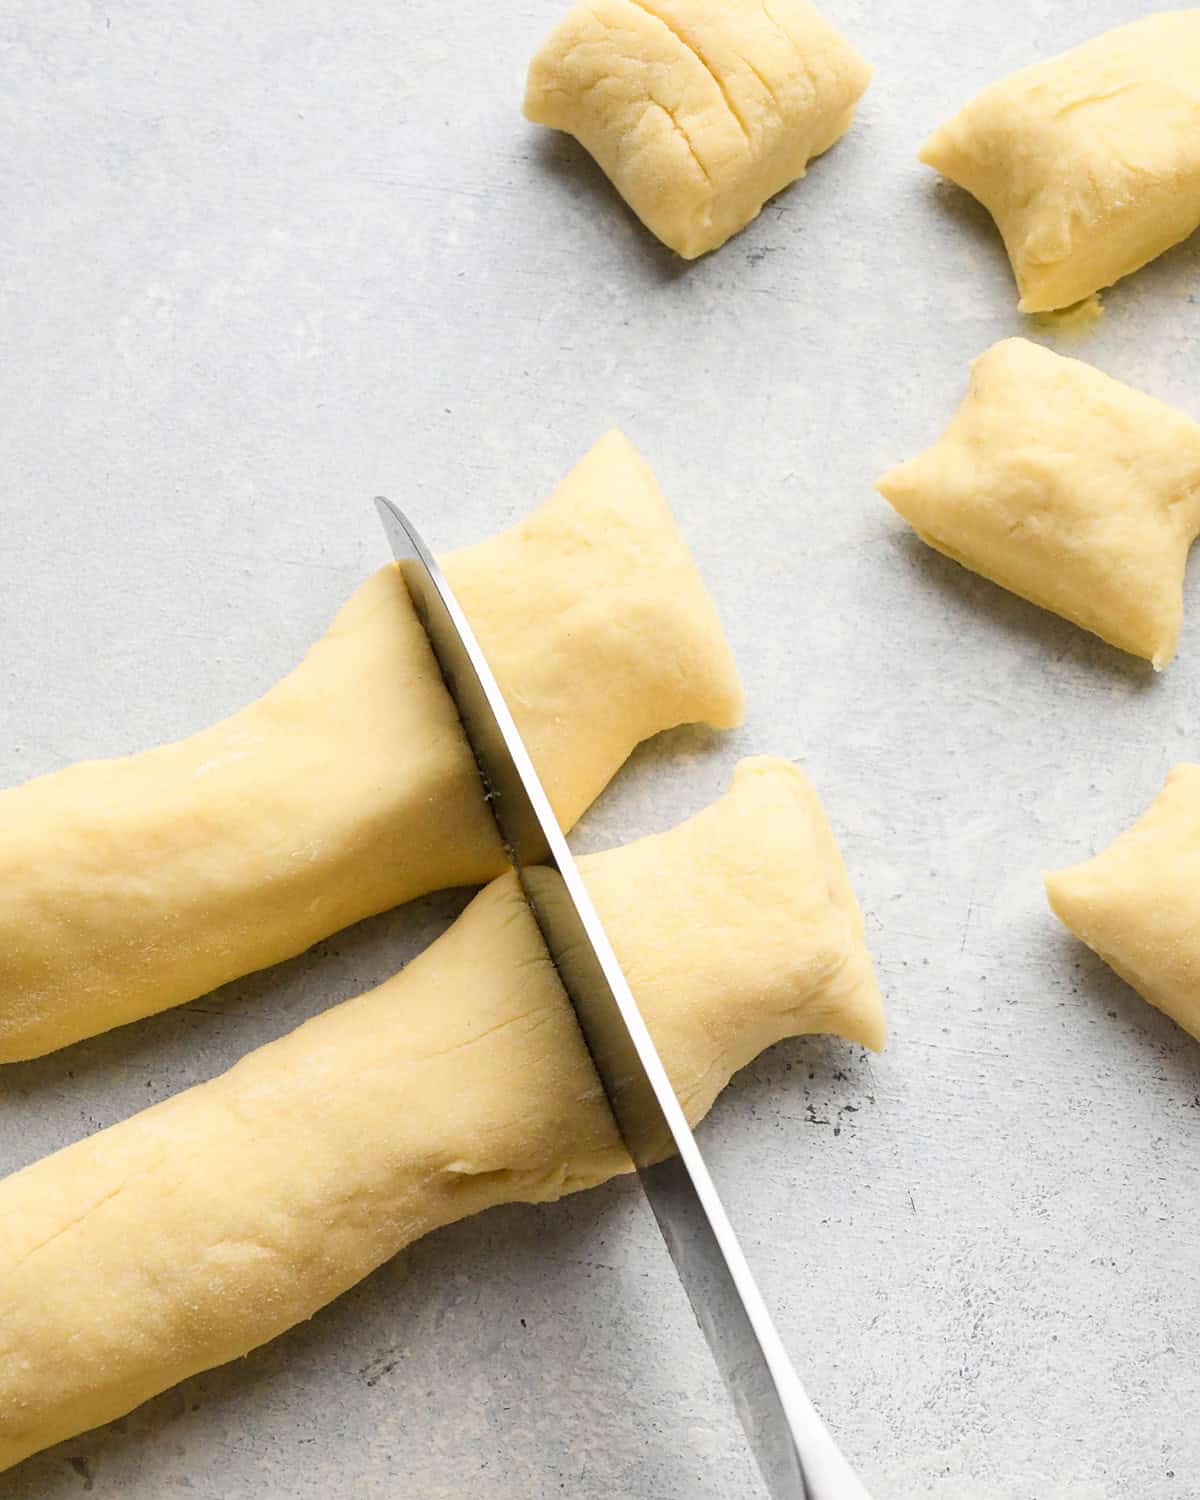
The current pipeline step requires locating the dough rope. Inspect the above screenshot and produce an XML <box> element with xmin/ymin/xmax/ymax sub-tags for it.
<box><xmin>0</xmin><ymin>431</ymin><xmax>743</xmax><ymax>1063</ymax></box>
<box><xmin>0</xmin><ymin>758</ymin><xmax>884</xmax><ymax>1474</ymax></box>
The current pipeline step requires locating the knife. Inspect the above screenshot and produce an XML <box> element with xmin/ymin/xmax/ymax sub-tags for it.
<box><xmin>375</xmin><ymin>497</ymin><xmax>874</xmax><ymax>1500</ymax></box>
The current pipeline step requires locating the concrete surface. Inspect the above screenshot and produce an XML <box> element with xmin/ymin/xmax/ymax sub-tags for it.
<box><xmin>2</xmin><ymin>2</ymin><xmax>1199</xmax><ymax>1496</ymax></box>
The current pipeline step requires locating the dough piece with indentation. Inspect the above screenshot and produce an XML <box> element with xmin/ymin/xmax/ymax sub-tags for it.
<box><xmin>0</xmin><ymin>758</ymin><xmax>884</xmax><ymax>1473</ymax></box>
<box><xmin>0</xmin><ymin>431</ymin><xmax>743</xmax><ymax>1063</ymax></box>
<box><xmin>920</xmin><ymin>11</ymin><xmax>1200</xmax><ymax>312</ymax></box>
<box><xmin>523</xmin><ymin>0</ymin><xmax>871</xmax><ymax>258</ymax></box>
<box><xmin>1046</xmin><ymin>764</ymin><xmax>1200</xmax><ymax>1041</ymax></box>
<box><xmin>876</xmin><ymin>338</ymin><xmax>1200</xmax><ymax>668</ymax></box>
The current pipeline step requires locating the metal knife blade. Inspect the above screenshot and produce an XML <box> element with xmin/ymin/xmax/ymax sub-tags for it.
<box><xmin>375</xmin><ymin>496</ymin><xmax>874</xmax><ymax>1500</ymax></box>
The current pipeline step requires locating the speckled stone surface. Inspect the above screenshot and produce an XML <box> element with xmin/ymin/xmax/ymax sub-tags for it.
<box><xmin>1</xmin><ymin>2</ymin><xmax>1198</xmax><ymax>1496</ymax></box>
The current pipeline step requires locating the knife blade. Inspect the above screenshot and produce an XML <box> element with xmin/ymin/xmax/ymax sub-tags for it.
<box><xmin>375</xmin><ymin>496</ymin><xmax>874</xmax><ymax>1500</ymax></box>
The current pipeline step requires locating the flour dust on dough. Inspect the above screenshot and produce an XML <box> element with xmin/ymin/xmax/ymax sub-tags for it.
<box><xmin>0</xmin><ymin>431</ymin><xmax>743</xmax><ymax>1063</ymax></box>
<box><xmin>0</xmin><ymin>758</ymin><xmax>884</xmax><ymax>1474</ymax></box>
<box><xmin>877</xmin><ymin>338</ymin><xmax>1200</xmax><ymax>668</ymax></box>
<box><xmin>1046</xmin><ymin>764</ymin><xmax>1200</xmax><ymax>1043</ymax></box>
<box><xmin>524</xmin><ymin>0</ymin><xmax>871</xmax><ymax>258</ymax></box>
<box><xmin>920</xmin><ymin>11</ymin><xmax>1200</xmax><ymax>312</ymax></box>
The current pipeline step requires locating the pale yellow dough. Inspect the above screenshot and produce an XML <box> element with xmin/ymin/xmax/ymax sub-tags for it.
<box><xmin>920</xmin><ymin>11</ymin><xmax>1200</xmax><ymax>312</ymax></box>
<box><xmin>0</xmin><ymin>758</ymin><xmax>884</xmax><ymax>1473</ymax></box>
<box><xmin>523</xmin><ymin>0</ymin><xmax>871</xmax><ymax>258</ymax></box>
<box><xmin>876</xmin><ymin>338</ymin><xmax>1200</xmax><ymax>668</ymax></box>
<box><xmin>1046</xmin><ymin>765</ymin><xmax>1200</xmax><ymax>1042</ymax></box>
<box><xmin>0</xmin><ymin>431</ymin><xmax>743</xmax><ymax>1063</ymax></box>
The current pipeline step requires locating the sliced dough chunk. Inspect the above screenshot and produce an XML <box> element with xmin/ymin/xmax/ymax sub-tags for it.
<box><xmin>1046</xmin><ymin>764</ymin><xmax>1200</xmax><ymax>1041</ymax></box>
<box><xmin>0</xmin><ymin>758</ymin><xmax>884</xmax><ymax>1474</ymax></box>
<box><xmin>0</xmin><ymin>431</ymin><xmax>743</xmax><ymax>1063</ymax></box>
<box><xmin>876</xmin><ymin>338</ymin><xmax>1200</xmax><ymax>668</ymax></box>
<box><xmin>523</xmin><ymin>0</ymin><xmax>871</xmax><ymax>258</ymax></box>
<box><xmin>920</xmin><ymin>11</ymin><xmax>1200</xmax><ymax>312</ymax></box>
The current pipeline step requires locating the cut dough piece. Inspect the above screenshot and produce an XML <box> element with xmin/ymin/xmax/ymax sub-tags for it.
<box><xmin>1046</xmin><ymin>764</ymin><xmax>1200</xmax><ymax>1042</ymax></box>
<box><xmin>523</xmin><ymin>0</ymin><xmax>871</xmax><ymax>258</ymax></box>
<box><xmin>0</xmin><ymin>432</ymin><xmax>743</xmax><ymax>1063</ymax></box>
<box><xmin>920</xmin><ymin>12</ymin><xmax>1200</xmax><ymax>312</ymax></box>
<box><xmin>0</xmin><ymin>758</ymin><xmax>884</xmax><ymax>1474</ymax></box>
<box><xmin>876</xmin><ymin>338</ymin><xmax>1200</xmax><ymax>668</ymax></box>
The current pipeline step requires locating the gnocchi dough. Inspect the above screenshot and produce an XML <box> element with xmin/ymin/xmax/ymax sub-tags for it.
<box><xmin>0</xmin><ymin>432</ymin><xmax>743</xmax><ymax>1063</ymax></box>
<box><xmin>1046</xmin><ymin>764</ymin><xmax>1200</xmax><ymax>1042</ymax></box>
<box><xmin>876</xmin><ymin>338</ymin><xmax>1200</xmax><ymax>668</ymax></box>
<box><xmin>523</xmin><ymin>0</ymin><xmax>871</xmax><ymax>258</ymax></box>
<box><xmin>920</xmin><ymin>12</ymin><xmax>1200</xmax><ymax>312</ymax></box>
<box><xmin>0</xmin><ymin>759</ymin><xmax>884</xmax><ymax>1474</ymax></box>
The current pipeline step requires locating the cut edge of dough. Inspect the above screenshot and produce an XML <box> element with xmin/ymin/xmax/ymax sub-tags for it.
<box><xmin>729</xmin><ymin>756</ymin><xmax>886</xmax><ymax>1055</ymax></box>
<box><xmin>1043</xmin><ymin>865</ymin><xmax>1186</xmax><ymax>1038</ymax></box>
<box><xmin>1043</xmin><ymin>761</ymin><xmax>1200</xmax><ymax>1043</ymax></box>
<box><xmin>874</xmin><ymin>500</ymin><xmax>1179</xmax><ymax>671</ymax></box>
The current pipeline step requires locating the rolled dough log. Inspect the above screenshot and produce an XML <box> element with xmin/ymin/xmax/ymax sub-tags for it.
<box><xmin>0</xmin><ymin>431</ymin><xmax>743</xmax><ymax>1063</ymax></box>
<box><xmin>0</xmin><ymin>757</ymin><xmax>884</xmax><ymax>1473</ymax></box>
<box><xmin>523</xmin><ymin>0</ymin><xmax>870</xmax><ymax>258</ymax></box>
<box><xmin>876</xmin><ymin>338</ymin><xmax>1200</xmax><ymax>668</ymax></box>
<box><xmin>1045</xmin><ymin>764</ymin><xmax>1200</xmax><ymax>1042</ymax></box>
<box><xmin>920</xmin><ymin>12</ymin><xmax>1200</xmax><ymax>312</ymax></box>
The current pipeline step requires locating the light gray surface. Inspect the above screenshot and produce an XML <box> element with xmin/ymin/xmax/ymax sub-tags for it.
<box><xmin>1</xmin><ymin>2</ymin><xmax>1198</xmax><ymax>1496</ymax></box>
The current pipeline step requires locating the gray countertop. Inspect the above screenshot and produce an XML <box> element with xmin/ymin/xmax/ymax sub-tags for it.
<box><xmin>2</xmin><ymin>2</ymin><xmax>1199</xmax><ymax>1497</ymax></box>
